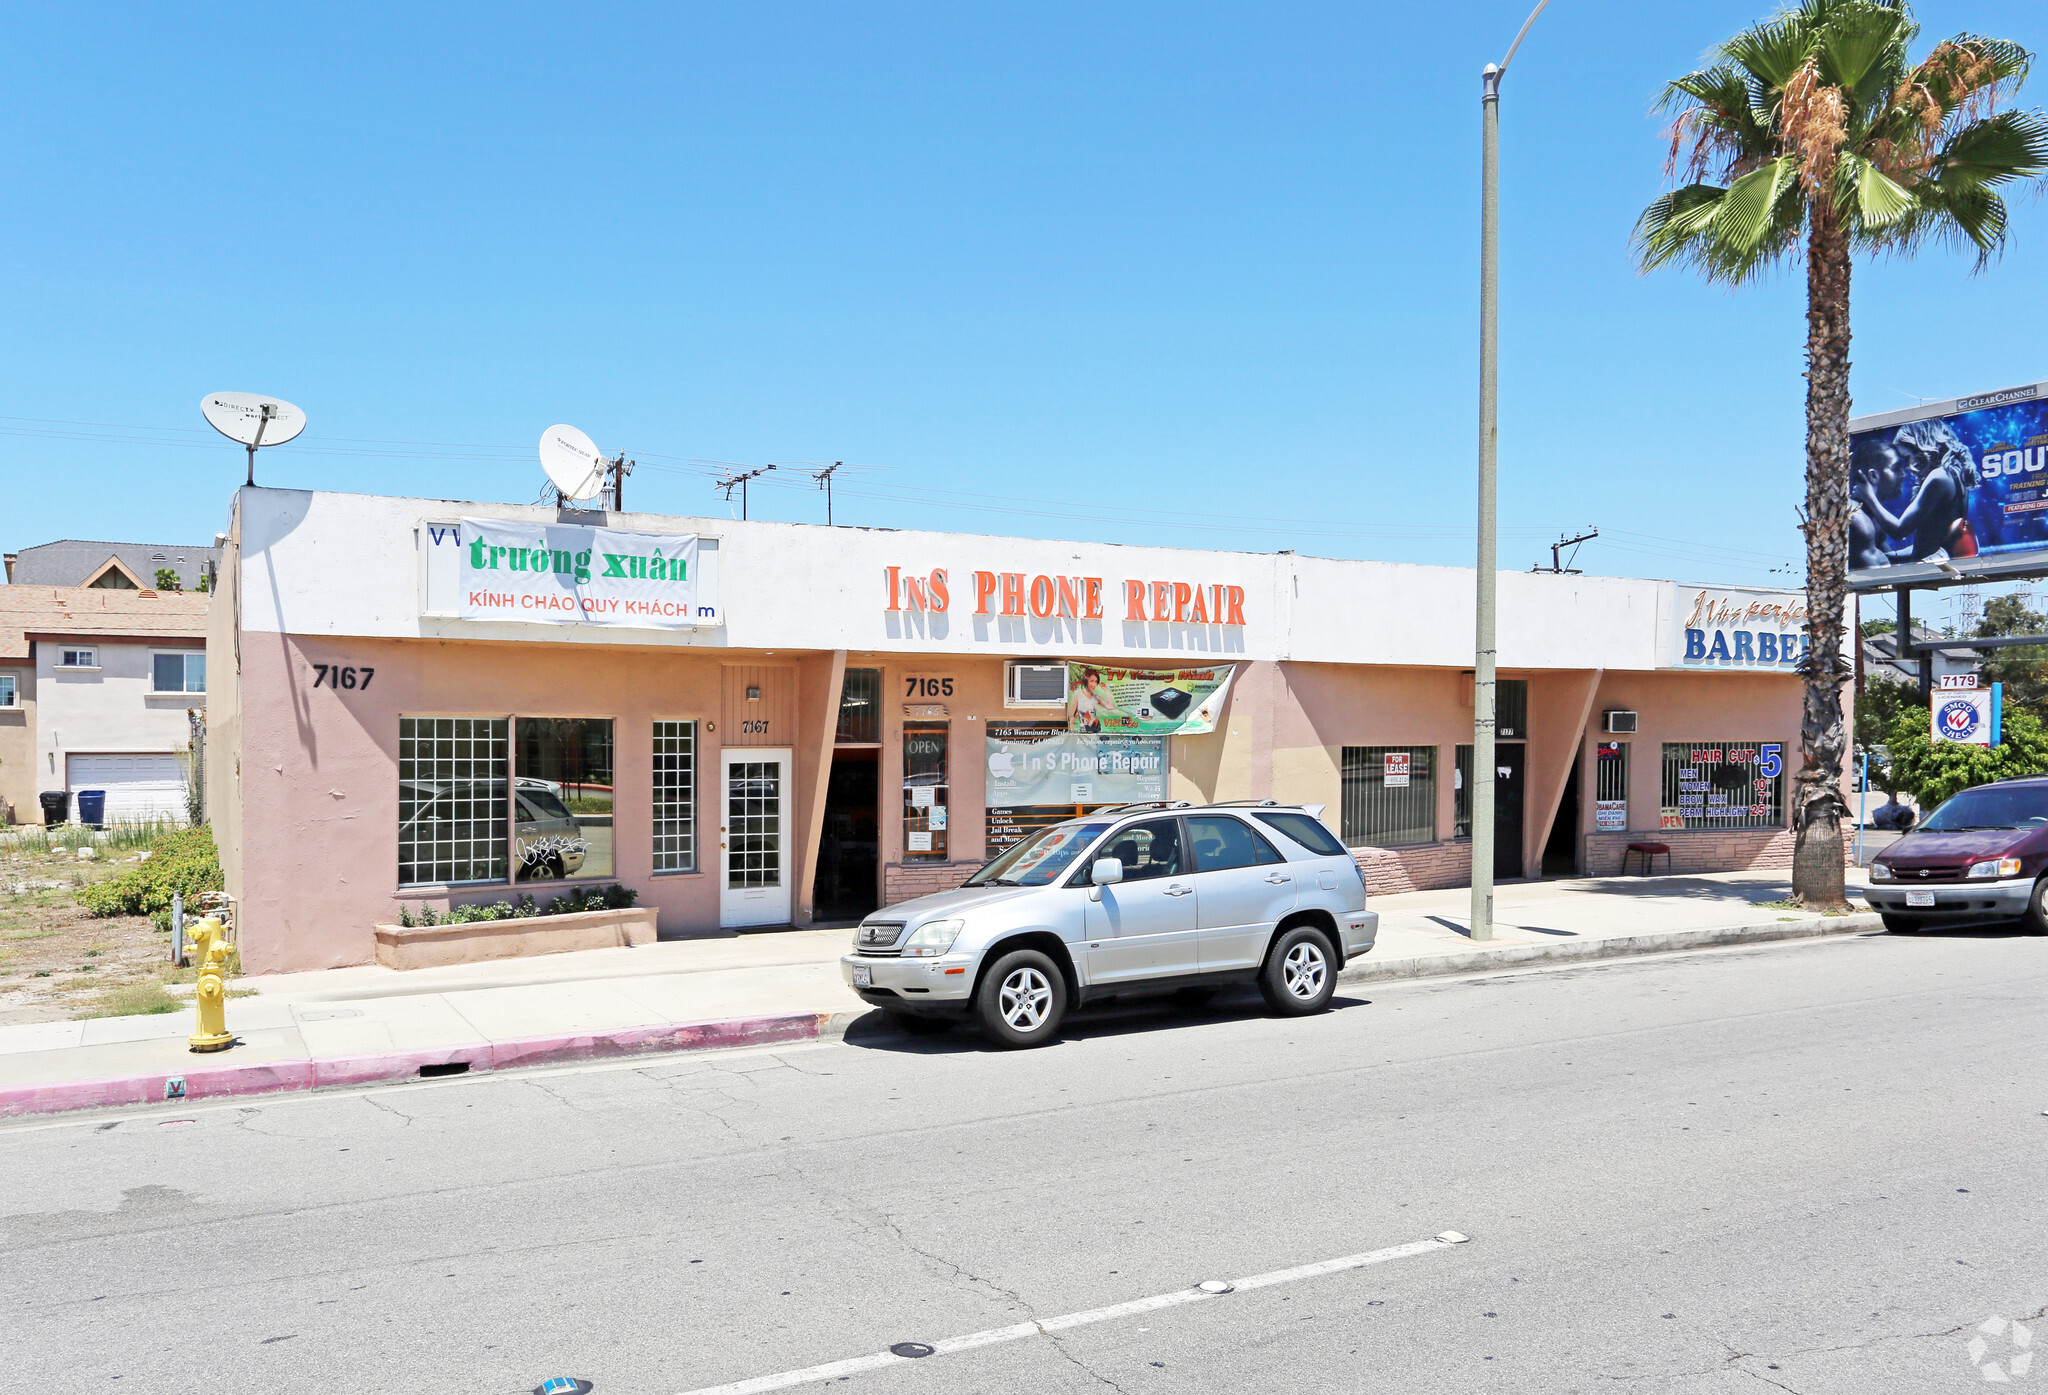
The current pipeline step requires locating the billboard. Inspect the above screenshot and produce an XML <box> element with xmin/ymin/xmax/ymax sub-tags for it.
<box><xmin>1848</xmin><ymin>380</ymin><xmax>2048</xmax><ymax>586</ymax></box>
<box><xmin>1067</xmin><ymin>663</ymin><xmax>1236</xmax><ymax>735</ymax></box>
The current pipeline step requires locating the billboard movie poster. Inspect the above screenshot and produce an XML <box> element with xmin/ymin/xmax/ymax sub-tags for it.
<box><xmin>1066</xmin><ymin>663</ymin><xmax>1236</xmax><ymax>735</ymax></box>
<box><xmin>1849</xmin><ymin>381</ymin><xmax>2048</xmax><ymax>583</ymax></box>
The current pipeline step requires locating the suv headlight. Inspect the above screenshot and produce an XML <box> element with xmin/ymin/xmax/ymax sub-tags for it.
<box><xmin>1869</xmin><ymin>863</ymin><xmax>1893</xmax><ymax>881</ymax></box>
<box><xmin>1968</xmin><ymin>857</ymin><xmax>2022</xmax><ymax>879</ymax></box>
<box><xmin>902</xmin><ymin>919</ymin><xmax>965</xmax><ymax>957</ymax></box>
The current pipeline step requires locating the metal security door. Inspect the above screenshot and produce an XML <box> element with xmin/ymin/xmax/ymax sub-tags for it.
<box><xmin>721</xmin><ymin>749</ymin><xmax>792</xmax><ymax>928</ymax></box>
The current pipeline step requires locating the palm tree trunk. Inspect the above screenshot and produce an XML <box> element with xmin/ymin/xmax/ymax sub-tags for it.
<box><xmin>1795</xmin><ymin>210</ymin><xmax>1853</xmax><ymax>909</ymax></box>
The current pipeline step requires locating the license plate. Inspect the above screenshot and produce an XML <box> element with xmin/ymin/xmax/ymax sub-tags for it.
<box><xmin>1905</xmin><ymin>890</ymin><xmax>1935</xmax><ymax>908</ymax></box>
<box><xmin>852</xmin><ymin>964</ymin><xmax>873</xmax><ymax>988</ymax></box>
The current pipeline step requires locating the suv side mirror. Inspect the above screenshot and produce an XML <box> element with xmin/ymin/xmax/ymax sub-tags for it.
<box><xmin>1090</xmin><ymin>858</ymin><xmax>1124</xmax><ymax>886</ymax></box>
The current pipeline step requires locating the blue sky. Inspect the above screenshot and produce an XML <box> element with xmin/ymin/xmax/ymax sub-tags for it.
<box><xmin>2</xmin><ymin>1</ymin><xmax>2043</xmax><ymax>601</ymax></box>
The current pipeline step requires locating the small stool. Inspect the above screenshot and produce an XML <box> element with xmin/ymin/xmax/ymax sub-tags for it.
<box><xmin>1623</xmin><ymin>841</ymin><xmax>1671</xmax><ymax>876</ymax></box>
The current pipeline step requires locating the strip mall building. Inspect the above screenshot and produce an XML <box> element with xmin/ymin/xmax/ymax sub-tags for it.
<box><xmin>209</xmin><ymin>487</ymin><xmax>1831</xmax><ymax>974</ymax></box>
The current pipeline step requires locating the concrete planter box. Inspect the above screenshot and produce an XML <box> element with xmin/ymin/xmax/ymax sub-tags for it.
<box><xmin>374</xmin><ymin>906</ymin><xmax>656</xmax><ymax>970</ymax></box>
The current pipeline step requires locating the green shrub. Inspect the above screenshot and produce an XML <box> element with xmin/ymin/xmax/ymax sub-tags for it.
<box><xmin>77</xmin><ymin>827</ymin><xmax>223</xmax><ymax>925</ymax></box>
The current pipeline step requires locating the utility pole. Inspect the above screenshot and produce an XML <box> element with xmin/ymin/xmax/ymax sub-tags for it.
<box><xmin>1532</xmin><ymin>527</ymin><xmax>1598</xmax><ymax>574</ymax></box>
<box><xmin>813</xmin><ymin>462</ymin><xmax>842</xmax><ymax>525</ymax></box>
<box><xmin>1472</xmin><ymin>0</ymin><xmax>1550</xmax><ymax>944</ymax></box>
<box><xmin>717</xmin><ymin>464</ymin><xmax>776</xmax><ymax>520</ymax></box>
<box><xmin>606</xmin><ymin>451</ymin><xmax>634</xmax><ymax>513</ymax></box>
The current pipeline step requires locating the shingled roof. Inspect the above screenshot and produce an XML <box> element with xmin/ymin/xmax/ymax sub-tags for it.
<box><xmin>0</xmin><ymin>586</ymin><xmax>210</xmax><ymax>663</ymax></box>
<box><xmin>6</xmin><ymin>539</ymin><xmax>220</xmax><ymax>591</ymax></box>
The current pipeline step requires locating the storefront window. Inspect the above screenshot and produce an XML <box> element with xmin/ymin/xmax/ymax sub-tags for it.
<box><xmin>836</xmin><ymin>668</ymin><xmax>881</xmax><ymax>744</ymax></box>
<box><xmin>398</xmin><ymin>717</ymin><xmax>508</xmax><ymax>887</ymax></box>
<box><xmin>1341</xmin><ymin>746</ymin><xmax>1435</xmax><ymax>847</ymax></box>
<box><xmin>514</xmin><ymin>718</ymin><xmax>614</xmax><ymax>881</ymax></box>
<box><xmin>1660</xmin><ymin>741</ymin><xmax>1784</xmax><ymax>830</ymax></box>
<box><xmin>652</xmin><ymin>720</ymin><xmax>697</xmax><ymax>873</ymax></box>
<box><xmin>903</xmin><ymin>721</ymin><xmax>948</xmax><ymax>861</ymax></box>
<box><xmin>1594</xmin><ymin>741</ymin><xmax>1628</xmax><ymax>831</ymax></box>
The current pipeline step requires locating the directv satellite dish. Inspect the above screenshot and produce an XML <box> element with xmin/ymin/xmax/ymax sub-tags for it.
<box><xmin>201</xmin><ymin>392</ymin><xmax>307</xmax><ymax>486</ymax></box>
<box><xmin>540</xmin><ymin>424</ymin><xmax>606</xmax><ymax>502</ymax></box>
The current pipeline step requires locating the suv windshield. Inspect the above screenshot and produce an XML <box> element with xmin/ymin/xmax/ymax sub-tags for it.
<box><xmin>1918</xmin><ymin>784</ymin><xmax>2048</xmax><ymax>831</ymax></box>
<box><xmin>965</xmin><ymin>822</ymin><xmax>1113</xmax><ymax>887</ymax></box>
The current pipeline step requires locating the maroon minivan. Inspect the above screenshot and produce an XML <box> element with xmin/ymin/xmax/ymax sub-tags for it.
<box><xmin>1864</xmin><ymin>776</ymin><xmax>2048</xmax><ymax>934</ymax></box>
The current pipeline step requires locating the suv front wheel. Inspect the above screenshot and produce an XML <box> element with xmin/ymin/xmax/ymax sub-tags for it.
<box><xmin>975</xmin><ymin>948</ymin><xmax>1068</xmax><ymax>1048</ymax></box>
<box><xmin>1260</xmin><ymin>924</ymin><xmax>1336</xmax><ymax>1016</ymax></box>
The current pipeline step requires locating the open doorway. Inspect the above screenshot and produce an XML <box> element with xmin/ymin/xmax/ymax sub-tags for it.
<box><xmin>1541</xmin><ymin>754</ymin><xmax>1581</xmax><ymax>877</ymax></box>
<box><xmin>813</xmin><ymin>749</ymin><xmax>879</xmax><ymax>923</ymax></box>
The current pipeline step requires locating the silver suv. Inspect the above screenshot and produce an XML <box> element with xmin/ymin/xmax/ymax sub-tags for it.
<box><xmin>841</xmin><ymin>801</ymin><xmax>1377</xmax><ymax>1048</ymax></box>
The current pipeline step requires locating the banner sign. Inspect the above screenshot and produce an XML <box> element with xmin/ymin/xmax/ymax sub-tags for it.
<box><xmin>1932</xmin><ymin>684</ymin><xmax>2001</xmax><ymax>747</ymax></box>
<box><xmin>459</xmin><ymin>517</ymin><xmax>709</xmax><ymax>629</ymax></box>
<box><xmin>986</xmin><ymin>725</ymin><xmax>1166</xmax><ymax>806</ymax></box>
<box><xmin>1066</xmin><ymin>663</ymin><xmax>1236</xmax><ymax>735</ymax></box>
<box><xmin>1848</xmin><ymin>381</ymin><xmax>2048</xmax><ymax>584</ymax></box>
<box><xmin>1671</xmin><ymin>587</ymin><xmax>1808</xmax><ymax>669</ymax></box>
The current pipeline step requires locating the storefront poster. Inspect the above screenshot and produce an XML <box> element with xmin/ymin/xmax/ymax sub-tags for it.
<box><xmin>1384</xmin><ymin>752</ymin><xmax>1410</xmax><ymax>788</ymax></box>
<box><xmin>1848</xmin><ymin>382</ymin><xmax>2048</xmax><ymax>583</ymax></box>
<box><xmin>1595</xmin><ymin>800</ymin><xmax>1626</xmax><ymax>831</ymax></box>
<box><xmin>986</xmin><ymin>725</ymin><xmax>1166</xmax><ymax>806</ymax></box>
<box><xmin>1066</xmin><ymin>663</ymin><xmax>1235</xmax><ymax>735</ymax></box>
<box><xmin>459</xmin><ymin>517</ymin><xmax>707</xmax><ymax>630</ymax></box>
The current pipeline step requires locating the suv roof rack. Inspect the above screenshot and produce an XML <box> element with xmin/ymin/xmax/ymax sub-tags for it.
<box><xmin>1091</xmin><ymin>800</ymin><xmax>1194</xmax><ymax>815</ymax></box>
<box><xmin>1203</xmin><ymin>799</ymin><xmax>1281</xmax><ymax>808</ymax></box>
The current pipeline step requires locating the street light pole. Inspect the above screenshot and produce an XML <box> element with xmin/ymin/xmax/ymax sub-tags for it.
<box><xmin>1472</xmin><ymin>0</ymin><xmax>1549</xmax><ymax>944</ymax></box>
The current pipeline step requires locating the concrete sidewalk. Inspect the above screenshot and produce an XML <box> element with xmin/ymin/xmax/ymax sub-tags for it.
<box><xmin>0</xmin><ymin>869</ymin><xmax>1877</xmax><ymax>1118</ymax></box>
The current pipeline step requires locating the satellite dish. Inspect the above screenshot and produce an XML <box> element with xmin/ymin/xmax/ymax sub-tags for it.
<box><xmin>202</xmin><ymin>392</ymin><xmax>307</xmax><ymax>486</ymax></box>
<box><xmin>201</xmin><ymin>392</ymin><xmax>307</xmax><ymax>448</ymax></box>
<box><xmin>540</xmin><ymin>424</ymin><xmax>606</xmax><ymax>501</ymax></box>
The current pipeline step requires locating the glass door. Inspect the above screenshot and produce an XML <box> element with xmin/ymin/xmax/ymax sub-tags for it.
<box><xmin>721</xmin><ymin>748</ymin><xmax>792</xmax><ymax>928</ymax></box>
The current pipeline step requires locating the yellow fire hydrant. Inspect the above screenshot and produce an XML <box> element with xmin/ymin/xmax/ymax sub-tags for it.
<box><xmin>185</xmin><ymin>914</ymin><xmax>236</xmax><ymax>1053</ymax></box>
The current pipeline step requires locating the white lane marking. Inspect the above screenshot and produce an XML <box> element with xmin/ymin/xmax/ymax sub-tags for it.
<box><xmin>671</xmin><ymin>1235</ymin><xmax>1461</xmax><ymax>1395</ymax></box>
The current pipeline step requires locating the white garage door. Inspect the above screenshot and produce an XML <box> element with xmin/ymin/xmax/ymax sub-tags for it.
<box><xmin>66</xmin><ymin>754</ymin><xmax>188</xmax><ymax>823</ymax></box>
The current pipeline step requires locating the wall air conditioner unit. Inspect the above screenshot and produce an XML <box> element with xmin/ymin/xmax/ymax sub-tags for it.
<box><xmin>1006</xmin><ymin>661</ymin><xmax>1069</xmax><ymax>708</ymax></box>
<box><xmin>1603</xmin><ymin>710</ymin><xmax>1639</xmax><ymax>734</ymax></box>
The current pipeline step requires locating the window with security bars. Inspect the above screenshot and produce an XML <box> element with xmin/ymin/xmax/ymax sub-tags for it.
<box><xmin>1660</xmin><ymin>741</ymin><xmax>1784</xmax><ymax>830</ymax></box>
<box><xmin>398</xmin><ymin>717</ymin><xmax>508</xmax><ymax>886</ymax></box>
<box><xmin>836</xmin><ymin>668</ymin><xmax>881</xmax><ymax>744</ymax></box>
<box><xmin>653</xmin><ymin>721</ymin><xmax>697</xmax><ymax>873</ymax></box>
<box><xmin>726</xmin><ymin>760</ymin><xmax>783</xmax><ymax>888</ymax></box>
<box><xmin>903</xmin><ymin>722</ymin><xmax>948</xmax><ymax>861</ymax></box>
<box><xmin>1340</xmin><ymin>746</ymin><xmax>1435</xmax><ymax>847</ymax></box>
<box><xmin>1594</xmin><ymin>741</ymin><xmax>1628</xmax><ymax>830</ymax></box>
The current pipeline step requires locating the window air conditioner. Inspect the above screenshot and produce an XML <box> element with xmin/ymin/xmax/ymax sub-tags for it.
<box><xmin>1006</xmin><ymin>662</ymin><xmax>1068</xmax><ymax>708</ymax></box>
<box><xmin>1603</xmin><ymin>710</ymin><xmax>1639</xmax><ymax>734</ymax></box>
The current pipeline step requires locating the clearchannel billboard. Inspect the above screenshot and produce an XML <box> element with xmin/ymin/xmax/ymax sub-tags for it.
<box><xmin>1849</xmin><ymin>379</ymin><xmax>2048</xmax><ymax>587</ymax></box>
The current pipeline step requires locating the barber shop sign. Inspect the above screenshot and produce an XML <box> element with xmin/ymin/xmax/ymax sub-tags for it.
<box><xmin>1672</xmin><ymin>588</ymin><xmax>1808</xmax><ymax>669</ymax></box>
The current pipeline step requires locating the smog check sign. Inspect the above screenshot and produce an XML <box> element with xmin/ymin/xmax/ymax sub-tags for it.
<box><xmin>1933</xmin><ymin>690</ymin><xmax>1996</xmax><ymax>747</ymax></box>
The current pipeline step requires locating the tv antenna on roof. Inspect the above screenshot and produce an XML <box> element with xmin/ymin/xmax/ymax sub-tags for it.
<box><xmin>202</xmin><ymin>392</ymin><xmax>307</xmax><ymax>486</ymax></box>
<box><xmin>716</xmin><ymin>464</ymin><xmax>775</xmax><ymax>520</ymax></box>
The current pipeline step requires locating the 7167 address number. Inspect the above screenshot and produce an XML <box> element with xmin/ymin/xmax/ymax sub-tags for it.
<box><xmin>312</xmin><ymin>664</ymin><xmax>375</xmax><ymax>691</ymax></box>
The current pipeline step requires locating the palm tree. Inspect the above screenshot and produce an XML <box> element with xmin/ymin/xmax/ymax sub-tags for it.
<box><xmin>1636</xmin><ymin>0</ymin><xmax>2047</xmax><ymax>908</ymax></box>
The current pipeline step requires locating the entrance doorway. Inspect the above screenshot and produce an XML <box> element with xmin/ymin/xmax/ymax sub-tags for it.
<box><xmin>1542</xmin><ymin>754</ymin><xmax>1581</xmax><ymax>876</ymax></box>
<box><xmin>1456</xmin><ymin>741</ymin><xmax>1527</xmax><ymax>880</ymax></box>
<box><xmin>721</xmin><ymin>748</ymin><xmax>792</xmax><ymax>928</ymax></box>
<box><xmin>813</xmin><ymin>749</ymin><xmax>879</xmax><ymax>923</ymax></box>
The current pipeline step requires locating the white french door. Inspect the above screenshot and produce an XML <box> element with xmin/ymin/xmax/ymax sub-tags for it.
<box><xmin>720</xmin><ymin>749</ymin><xmax>793</xmax><ymax>928</ymax></box>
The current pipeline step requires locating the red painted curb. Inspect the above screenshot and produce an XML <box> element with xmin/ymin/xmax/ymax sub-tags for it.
<box><xmin>0</xmin><ymin>1011</ymin><xmax>829</xmax><ymax>1120</ymax></box>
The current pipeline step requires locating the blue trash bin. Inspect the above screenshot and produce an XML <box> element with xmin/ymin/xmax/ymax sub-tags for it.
<box><xmin>75</xmin><ymin>789</ymin><xmax>107</xmax><ymax>829</ymax></box>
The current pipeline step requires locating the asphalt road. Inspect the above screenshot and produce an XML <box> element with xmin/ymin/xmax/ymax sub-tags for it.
<box><xmin>5</xmin><ymin>927</ymin><xmax>2045</xmax><ymax>1395</ymax></box>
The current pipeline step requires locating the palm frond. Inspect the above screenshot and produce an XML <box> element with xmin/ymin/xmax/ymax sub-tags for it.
<box><xmin>1722</xmin><ymin>14</ymin><xmax>1814</xmax><ymax>91</ymax></box>
<box><xmin>1814</xmin><ymin>1</ymin><xmax>1910</xmax><ymax>94</ymax></box>
<box><xmin>1838</xmin><ymin>153</ymin><xmax>1916</xmax><ymax>229</ymax></box>
<box><xmin>1932</xmin><ymin>110</ymin><xmax>2048</xmax><ymax>191</ymax></box>
<box><xmin>1886</xmin><ymin>183</ymin><xmax>2010</xmax><ymax>268</ymax></box>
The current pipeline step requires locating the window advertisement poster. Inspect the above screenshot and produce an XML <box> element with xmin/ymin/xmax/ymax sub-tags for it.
<box><xmin>1931</xmin><ymin>685</ymin><xmax>2000</xmax><ymax>747</ymax></box>
<box><xmin>985</xmin><ymin>724</ymin><xmax>1166</xmax><ymax>852</ymax></box>
<box><xmin>1383</xmin><ymin>751</ymin><xmax>1410</xmax><ymax>788</ymax></box>
<box><xmin>1065</xmin><ymin>663</ymin><xmax>1236</xmax><ymax>735</ymax></box>
<box><xmin>458</xmin><ymin>517</ymin><xmax>707</xmax><ymax>630</ymax></box>
<box><xmin>1596</xmin><ymin>801</ymin><xmax>1627</xmax><ymax>831</ymax></box>
<box><xmin>1847</xmin><ymin>380</ymin><xmax>2048</xmax><ymax>584</ymax></box>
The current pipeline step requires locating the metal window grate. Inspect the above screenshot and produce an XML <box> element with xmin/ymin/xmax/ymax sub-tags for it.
<box><xmin>837</xmin><ymin>668</ymin><xmax>881</xmax><ymax>743</ymax></box>
<box><xmin>653</xmin><ymin>720</ymin><xmax>697</xmax><ymax>873</ymax></box>
<box><xmin>1594</xmin><ymin>741</ymin><xmax>1628</xmax><ymax>831</ymax></box>
<box><xmin>398</xmin><ymin>717</ymin><xmax>508</xmax><ymax>887</ymax></box>
<box><xmin>1340</xmin><ymin>746</ymin><xmax>1435</xmax><ymax>847</ymax></box>
<box><xmin>1660</xmin><ymin>741</ymin><xmax>1783</xmax><ymax>830</ymax></box>
<box><xmin>727</xmin><ymin>760</ymin><xmax>782</xmax><ymax>888</ymax></box>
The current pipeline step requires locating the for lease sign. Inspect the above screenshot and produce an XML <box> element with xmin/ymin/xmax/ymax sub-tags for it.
<box><xmin>459</xmin><ymin>517</ymin><xmax>711</xmax><ymax>629</ymax></box>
